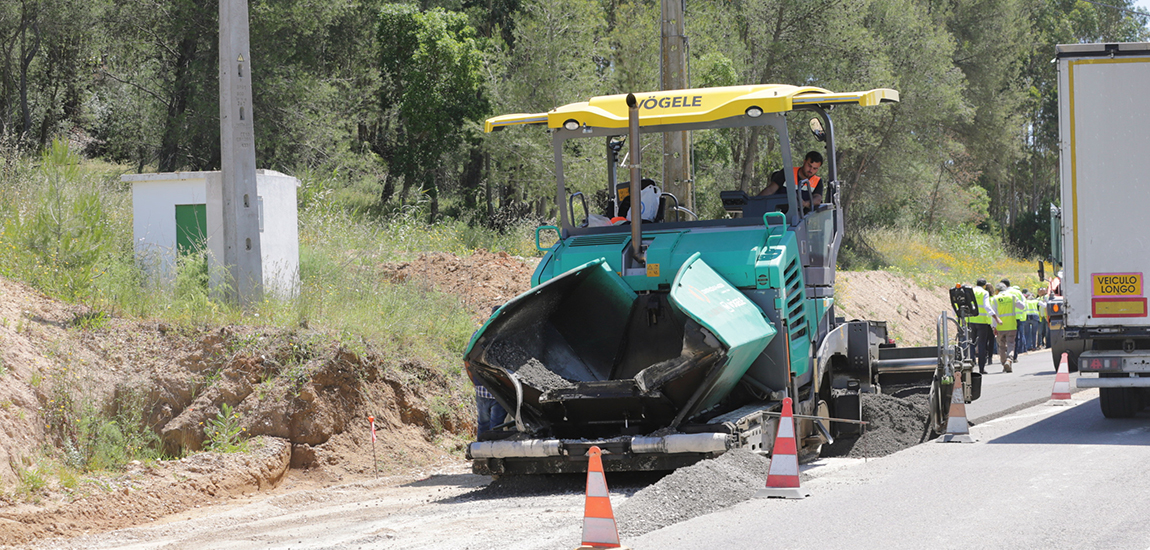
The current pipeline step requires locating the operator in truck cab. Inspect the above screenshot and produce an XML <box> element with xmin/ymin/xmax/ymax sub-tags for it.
<box><xmin>758</xmin><ymin>151</ymin><xmax>824</xmax><ymax>209</ymax></box>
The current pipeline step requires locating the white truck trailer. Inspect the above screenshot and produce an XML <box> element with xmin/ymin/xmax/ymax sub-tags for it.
<box><xmin>1056</xmin><ymin>42</ymin><xmax>1150</xmax><ymax>417</ymax></box>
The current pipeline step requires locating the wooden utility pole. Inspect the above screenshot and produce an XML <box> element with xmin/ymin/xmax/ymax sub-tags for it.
<box><xmin>219</xmin><ymin>0</ymin><xmax>263</xmax><ymax>306</ymax></box>
<box><xmin>661</xmin><ymin>0</ymin><xmax>692</xmax><ymax>216</ymax></box>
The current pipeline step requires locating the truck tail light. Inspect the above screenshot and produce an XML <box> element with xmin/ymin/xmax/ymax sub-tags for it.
<box><xmin>1084</xmin><ymin>357</ymin><xmax>1120</xmax><ymax>371</ymax></box>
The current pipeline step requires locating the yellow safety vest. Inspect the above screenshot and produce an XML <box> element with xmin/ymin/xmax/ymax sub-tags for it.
<box><xmin>1010</xmin><ymin>288</ymin><xmax>1027</xmax><ymax>321</ymax></box>
<box><xmin>995</xmin><ymin>294</ymin><xmax>1018</xmax><ymax>331</ymax></box>
<box><xmin>970</xmin><ymin>286</ymin><xmax>990</xmax><ymax>324</ymax></box>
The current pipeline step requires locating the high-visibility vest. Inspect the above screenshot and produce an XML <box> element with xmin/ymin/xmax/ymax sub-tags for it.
<box><xmin>1026</xmin><ymin>299</ymin><xmax>1040</xmax><ymax>316</ymax></box>
<box><xmin>1039</xmin><ymin>298</ymin><xmax>1048</xmax><ymax>321</ymax></box>
<box><xmin>994</xmin><ymin>294</ymin><xmax>1019</xmax><ymax>331</ymax></box>
<box><xmin>1010</xmin><ymin>287</ymin><xmax>1027</xmax><ymax>321</ymax></box>
<box><xmin>970</xmin><ymin>286</ymin><xmax>991</xmax><ymax>324</ymax></box>
<box><xmin>793</xmin><ymin>167</ymin><xmax>821</xmax><ymax>192</ymax></box>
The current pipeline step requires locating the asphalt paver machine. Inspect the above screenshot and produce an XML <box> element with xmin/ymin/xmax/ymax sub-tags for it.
<box><xmin>464</xmin><ymin>84</ymin><xmax>980</xmax><ymax>475</ymax></box>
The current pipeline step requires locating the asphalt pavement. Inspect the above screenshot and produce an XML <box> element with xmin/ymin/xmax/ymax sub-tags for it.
<box><xmin>634</xmin><ymin>357</ymin><xmax>1150</xmax><ymax>549</ymax></box>
<box><xmin>967</xmin><ymin>345</ymin><xmax>1082</xmax><ymax>424</ymax></box>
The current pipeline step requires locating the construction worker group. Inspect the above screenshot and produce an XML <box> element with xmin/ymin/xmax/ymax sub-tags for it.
<box><xmin>967</xmin><ymin>278</ymin><xmax>1049</xmax><ymax>374</ymax></box>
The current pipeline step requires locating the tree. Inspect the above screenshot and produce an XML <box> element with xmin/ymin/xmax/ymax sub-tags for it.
<box><xmin>97</xmin><ymin>0</ymin><xmax>219</xmax><ymax>172</ymax></box>
<box><xmin>377</xmin><ymin>4</ymin><xmax>488</xmax><ymax>221</ymax></box>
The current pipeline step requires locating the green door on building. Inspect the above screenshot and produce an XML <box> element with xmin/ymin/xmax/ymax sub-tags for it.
<box><xmin>175</xmin><ymin>204</ymin><xmax>207</xmax><ymax>256</ymax></box>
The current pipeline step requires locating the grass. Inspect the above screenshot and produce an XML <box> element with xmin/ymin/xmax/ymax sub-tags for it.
<box><xmin>856</xmin><ymin>225</ymin><xmax>1045</xmax><ymax>292</ymax></box>
<box><xmin>0</xmin><ymin>140</ymin><xmax>537</xmax><ymax>365</ymax></box>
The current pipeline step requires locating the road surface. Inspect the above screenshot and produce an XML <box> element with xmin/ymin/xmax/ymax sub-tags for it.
<box><xmin>637</xmin><ymin>386</ymin><xmax>1150</xmax><ymax>549</ymax></box>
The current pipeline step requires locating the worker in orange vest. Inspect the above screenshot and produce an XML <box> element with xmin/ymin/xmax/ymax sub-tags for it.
<box><xmin>758</xmin><ymin>151</ymin><xmax>824</xmax><ymax>209</ymax></box>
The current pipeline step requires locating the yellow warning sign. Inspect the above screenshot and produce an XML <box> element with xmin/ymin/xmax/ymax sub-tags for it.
<box><xmin>1092</xmin><ymin>297</ymin><xmax>1148</xmax><ymax>317</ymax></box>
<box><xmin>1092</xmin><ymin>273</ymin><xmax>1143</xmax><ymax>297</ymax></box>
<box><xmin>646</xmin><ymin>263</ymin><xmax>660</xmax><ymax>277</ymax></box>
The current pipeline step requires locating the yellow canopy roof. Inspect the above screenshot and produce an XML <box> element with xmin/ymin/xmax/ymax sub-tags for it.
<box><xmin>484</xmin><ymin>84</ymin><xmax>898</xmax><ymax>133</ymax></box>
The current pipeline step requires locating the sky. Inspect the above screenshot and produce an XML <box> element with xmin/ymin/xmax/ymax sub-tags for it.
<box><xmin>1137</xmin><ymin>0</ymin><xmax>1150</xmax><ymax>16</ymax></box>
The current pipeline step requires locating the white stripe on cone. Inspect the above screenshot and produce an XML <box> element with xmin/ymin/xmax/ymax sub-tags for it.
<box><xmin>582</xmin><ymin>517</ymin><xmax>620</xmax><ymax>545</ymax></box>
<box><xmin>943</xmin><ymin>383</ymin><xmax>970</xmax><ymax>435</ymax></box>
<box><xmin>776</xmin><ymin>418</ymin><xmax>794</xmax><ymax>438</ymax></box>
<box><xmin>586</xmin><ymin>471</ymin><xmax>608</xmax><ymax>497</ymax></box>
<box><xmin>1052</xmin><ymin>354</ymin><xmax>1072</xmax><ymax>400</ymax></box>
<box><xmin>768</xmin><ymin>454</ymin><xmax>799</xmax><ymax>477</ymax></box>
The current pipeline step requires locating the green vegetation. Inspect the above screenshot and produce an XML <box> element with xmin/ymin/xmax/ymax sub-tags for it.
<box><xmin>856</xmin><ymin>226</ymin><xmax>1043</xmax><ymax>291</ymax></box>
<box><xmin>203</xmin><ymin>403</ymin><xmax>247</xmax><ymax>454</ymax></box>
<box><xmin>43</xmin><ymin>363</ymin><xmax>163</xmax><ymax>473</ymax></box>
<box><xmin>1</xmin><ymin>143</ymin><xmax>515</xmax><ymax>483</ymax></box>
<box><xmin>0</xmin><ymin>0</ymin><xmax>1145</xmax><ymax>253</ymax></box>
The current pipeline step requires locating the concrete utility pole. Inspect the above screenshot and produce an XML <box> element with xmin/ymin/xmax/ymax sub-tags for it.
<box><xmin>661</xmin><ymin>0</ymin><xmax>692</xmax><ymax>216</ymax></box>
<box><xmin>219</xmin><ymin>0</ymin><xmax>263</xmax><ymax>306</ymax></box>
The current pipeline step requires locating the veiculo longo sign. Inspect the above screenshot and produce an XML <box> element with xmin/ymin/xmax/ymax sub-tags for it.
<box><xmin>1092</xmin><ymin>273</ymin><xmax>1143</xmax><ymax>296</ymax></box>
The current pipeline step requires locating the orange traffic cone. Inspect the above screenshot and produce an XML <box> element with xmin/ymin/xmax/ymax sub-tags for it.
<box><xmin>1050</xmin><ymin>352</ymin><xmax>1072</xmax><ymax>404</ymax></box>
<box><xmin>755</xmin><ymin>397</ymin><xmax>810</xmax><ymax>499</ymax></box>
<box><xmin>575</xmin><ymin>446</ymin><xmax>629</xmax><ymax>550</ymax></box>
<box><xmin>938</xmin><ymin>376</ymin><xmax>975</xmax><ymax>443</ymax></box>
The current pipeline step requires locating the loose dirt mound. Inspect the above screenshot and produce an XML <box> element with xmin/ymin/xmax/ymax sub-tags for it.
<box><xmin>379</xmin><ymin>250</ymin><xmax>536</xmax><ymax>320</ymax></box>
<box><xmin>837</xmin><ymin>271</ymin><xmax>953</xmax><ymax>346</ymax></box>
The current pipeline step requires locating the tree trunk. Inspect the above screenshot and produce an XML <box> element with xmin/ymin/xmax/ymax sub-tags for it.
<box><xmin>18</xmin><ymin>20</ymin><xmax>40</xmax><ymax>139</ymax></box>
<box><xmin>925</xmin><ymin>163</ymin><xmax>944</xmax><ymax>230</ymax></box>
<box><xmin>380</xmin><ymin>172</ymin><xmax>395</xmax><ymax>205</ymax></box>
<box><xmin>485</xmin><ymin>153</ymin><xmax>493</xmax><ymax>223</ymax></box>
<box><xmin>158</xmin><ymin>32</ymin><xmax>199</xmax><ymax>172</ymax></box>
<box><xmin>422</xmin><ymin>170</ymin><xmax>438</xmax><ymax>222</ymax></box>
<box><xmin>738</xmin><ymin>126</ymin><xmax>762</xmax><ymax>192</ymax></box>
<box><xmin>460</xmin><ymin>141</ymin><xmax>484</xmax><ymax>210</ymax></box>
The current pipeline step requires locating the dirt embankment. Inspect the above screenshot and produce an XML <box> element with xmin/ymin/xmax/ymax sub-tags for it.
<box><xmin>836</xmin><ymin>271</ymin><xmax>955</xmax><ymax>347</ymax></box>
<box><xmin>0</xmin><ymin>275</ymin><xmax>484</xmax><ymax>546</ymax></box>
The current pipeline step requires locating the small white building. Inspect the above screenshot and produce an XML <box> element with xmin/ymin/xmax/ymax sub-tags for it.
<box><xmin>123</xmin><ymin>170</ymin><xmax>300</xmax><ymax>298</ymax></box>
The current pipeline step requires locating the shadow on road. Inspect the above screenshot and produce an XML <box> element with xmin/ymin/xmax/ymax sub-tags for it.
<box><xmin>987</xmin><ymin>398</ymin><xmax>1150</xmax><ymax>446</ymax></box>
<box><xmin>400</xmin><ymin>473</ymin><xmax>482</xmax><ymax>488</ymax></box>
<box><xmin>417</xmin><ymin>471</ymin><xmax>669</xmax><ymax>505</ymax></box>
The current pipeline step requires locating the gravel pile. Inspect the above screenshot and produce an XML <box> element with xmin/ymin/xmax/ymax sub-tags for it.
<box><xmin>822</xmin><ymin>392</ymin><xmax>931</xmax><ymax>458</ymax></box>
<box><xmin>485</xmin><ymin>339</ymin><xmax>530</xmax><ymax>370</ymax></box>
<box><xmin>614</xmin><ymin>449</ymin><xmax>770</xmax><ymax>538</ymax></box>
<box><xmin>485</xmin><ymin>340</ymin><xmax>575</xmax><ymax>391</ymax></box>
<box><xmin>515</xmin><ymin>358</ymin><xmax>575</xmax><ymax>391</ymax></box>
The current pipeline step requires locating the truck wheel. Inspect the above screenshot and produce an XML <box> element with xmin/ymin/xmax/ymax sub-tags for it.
<box><xmin>1100</xmin><ymin>387</ymin><xmax>1139</xmax><ymax>418</ymax></box>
